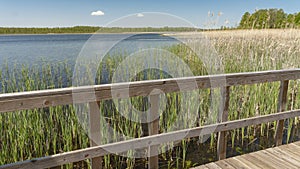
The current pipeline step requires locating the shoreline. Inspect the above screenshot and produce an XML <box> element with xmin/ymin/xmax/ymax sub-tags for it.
<box><xmin>0</xmin><ymin>31</ymin><xmax>186</xmax><ymax>36</ymax></box>
<box><xmin>1</xmin><ymin>29</ymin><xmax>300</xmax><ymax>37</ymax></box>
<box><xmin>0</xmin><ymin>32</ymin><xmax>135</xmax><ymax>36</ymax></box>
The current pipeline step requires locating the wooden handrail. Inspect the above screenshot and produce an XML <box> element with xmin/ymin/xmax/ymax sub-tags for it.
<box><xmin>2</xmin><ymin>109</ymin><xmax>300</xmax><ymax>169</ymax></box>
<box><xmin>1</xmin><ymin>69</ymin><xmax>300</xmax><ymax>113</ymax></box>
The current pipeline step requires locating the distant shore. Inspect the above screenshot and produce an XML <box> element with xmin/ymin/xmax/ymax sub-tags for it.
<box><xmin>0</xmin><ymin>26</ymin><xmax>201</xmax><ymax>35</ymax></box>
<box><xmin>0</xmin><ymin>31</ymin><xmax>187</xmax><ymax>36</ymax></box>
<box><xmin>2</xmin><ymin>29</ymin><xmax>300</xmax><ymax>37</ymax></box>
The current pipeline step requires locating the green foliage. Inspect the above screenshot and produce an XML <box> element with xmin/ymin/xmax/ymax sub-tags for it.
<box><xmin>295</xmin><ymin>12</ymin><xmax>300</xmax><ymax>26</ymax></box>
<box><xmin>239</xmin><ymin>8</ymin><xmax>300</xmax><ymax>29</ymax></box>
<box><xmin>239</xmin><ymin>12</ymin><xmax>251</xmax><ymax>29</ymax></box>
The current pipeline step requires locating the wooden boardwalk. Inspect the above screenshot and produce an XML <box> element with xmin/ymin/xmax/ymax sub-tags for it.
<box><xmin>1</xmin><ymin>69</ymin><xmax>300</xmax><ymax>169</ymax></box>
<box><xmin>192</xmin><ymin>141</ymin><xmax>300</xmax><ymax>169</ymax></box>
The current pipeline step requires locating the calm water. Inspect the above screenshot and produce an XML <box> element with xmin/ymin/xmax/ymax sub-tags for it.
<box><xmin>0</xmin><ymin>34</ymin><xmax>178</xmax><ymax>68</ymax></box>
<box><xmin>0</xmin><ymin>33</ymin><xmax>179</xmax><ymax>92</ymax></box>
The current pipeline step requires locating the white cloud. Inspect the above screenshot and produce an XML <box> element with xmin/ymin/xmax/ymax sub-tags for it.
<box><xmin>91</xmin><ymin>10</ymin><xmax>105</xmax><ymax>16</ymax></box>
<box><xmin>137</xmin><ymin>13</ymin><xmax>144</xmax><ymax>17</ymax></box>
<box><xmin>225</xmin><ymin>19</ymin><xmax>230</xmax><ymax>25</ymax></box>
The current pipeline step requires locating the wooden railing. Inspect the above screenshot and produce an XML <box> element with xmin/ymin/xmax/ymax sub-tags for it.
<box><xmin>1</xmin><ymin>69</ymin><xmax>300</xmax><ymax>169</ymax></box>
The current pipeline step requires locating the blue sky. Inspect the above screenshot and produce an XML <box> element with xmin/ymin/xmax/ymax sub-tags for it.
<box><xmin>1</xmin><ymin>0</ymin><xmax>300</xmax><ymax>28</ymax></box>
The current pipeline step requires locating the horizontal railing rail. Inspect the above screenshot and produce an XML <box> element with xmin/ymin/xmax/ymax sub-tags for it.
<box><xmin>2</xmin><ymin>109</ymin><xmax>300</xmax><ymax>169</ymax></box>
<box><xmin>1</xmin><ymin>69</ymin><xmax>300</xmax><ymax>113</ymax></box>
<box><xmin>1</xmin><ymin>69</ymin><xmax>300</xmax><ymax>169</ymax></box>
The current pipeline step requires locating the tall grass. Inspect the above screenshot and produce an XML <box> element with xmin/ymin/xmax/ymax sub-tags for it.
<box><xmin>1</xmin><ymin>29</ymin><xmax>300</xmax><ymax>168</ymax></box>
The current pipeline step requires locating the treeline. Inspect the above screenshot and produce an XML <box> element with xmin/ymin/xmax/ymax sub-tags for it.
<box><xmin>239</xmin><ymin>8</ymin><xmax>300</xmax><ymax>29</ymax></box>
<box><xmin>0</xmin><ymin>26</ymin><xmax>99</xmax><ymax>34</ymax></box>
<box><xmin>98</xmin><ymin>27</ymin><xmax>199</xmax><ymax>32</ymax></box>
<box><xmin>0</xmin><ymin>26</ymin><xmax>200</xmax><ymax>34</ymax></box>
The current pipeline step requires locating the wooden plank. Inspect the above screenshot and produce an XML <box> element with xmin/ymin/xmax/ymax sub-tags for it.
<box><xmin>290</xmin><ymin>142</ymin><xmax>300</xmax><ymax>149</ymax></box>
<box><xmin>192</xmin><ymin>165</ymin><xmax>210</xmax><ymax>169</ymax></box>
<box><xmin>89</xmin><ymin>101</ymin><xmax>102</xmax><ymax>169</ymax></box>
<box><xmin>277</xmin><ymin>143</ymin><xmax>300</xmax><ymax>156</ymax></box>
<box><xmin>266</xmin><ymin>148</ymin><xmax>300</xmax><ymax>167</ymax></box>
<box><xmin>245</xmin><ymin>153</ymin><xmax>274</xmax><ymax>168</ymax></box>
<box><xmin>273</xmin><ymin>146</ymin><xmax>300</xmax><ymax>157</ymax></box>
<box><xmin>233</xmin><ymin>156</ymin><xmax>261</xmax><ymax>169</ymax></box>
<box><xmin>205</xmin><ymin>163</ymin><xmax>222</xmax><ymax>169</ymax></box>
<box><xmin>2</xmin><ymin>110</ymin><xmax>300</xmax><ymax>169</ymax></box>
<box><xmin>275</xmin><ymin>80</ymin><xmax>289</xmax><ymax>146</ymax></box>
<box><xmin>224</xmin><ymin>158</ymin><xmax>249</xmax><ymax>169</ymax></box>
<box><xmin>281</xmin><ymin>143</ymin><xmax>300</xmax><ymax>155</ymax></box>
<box><xmin>274</xmin><ymin>146</ymin><xmax>300</xmax><ymax>161</ymax></box>
<box><xmin>148</xmin><ymin>94</ymin><xmax>159</xmax><ymax>169</ymax></box>
<box><xmin>217</xmin><ymin>87</ymin><xmax>230</xmax><ymax>160</ymax></box>
<box><xmin>1</xmin><ymin>69</ymin><xmax>300</xmax><ymax>113</ymax></box>
<box><xmin>293</xmin><ymin>141</ymin><xmax>300</xmax><ymax>146</ymax></box>
<box><xmin>251</xmin><ymin>150</ymin><xmax>292</xmax><ymax>169</ymax></box>
<box><xmin>255</xmin><ymin>150</ymin><xmax>297</xmax><ymax>169</ymax></box>
<box><xmin>192</xmin><ymin>141</ymin><xmax>300</xmax><ymax>169</ymax></box>
<box><xmin>2</xmin><ymin>68</ymin><xmax>299</xmax><ymax>102</ymax></box>
<box><xmin>214</xmin><ymin>160</ymin><xmax>235</xmax><ymax>169</ymax></box>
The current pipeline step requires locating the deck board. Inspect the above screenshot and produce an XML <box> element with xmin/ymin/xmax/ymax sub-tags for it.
<box><xmin>293</xmin><ymin>141</ymin><xmax>300</xmax><ymax>146</ymax></box>
<box><xmin>233</xmin><ymin>156</ymin><xmax>261</xmax><ymax>169</ymax></box>
<box><xmin>273</xmin><ymin>147</ymin><xmax>300</xmax><ymax>161</ymax></box>
<box><xmin>214</xmin><ymin>160</ymin><xmax>235</xmax><ymax>169</ymax></box>
<box><xmin>191</xmin><ymin>141</ymin><xmax>300</xmax><ymax>169</ymax></box>
<box><xmin>266</xmin><ymin>148</ymin><xmax>300</xmax><ymax>167</ymax></box>
<box><xmin>205</xmin><ymin>163</ymin><xmax>222</xmax><ymax>169</ymax></box>
<box><xmin>223</xmin><ymin>158</ymin><xmax>248</xmax><ymax>169</ymax></box>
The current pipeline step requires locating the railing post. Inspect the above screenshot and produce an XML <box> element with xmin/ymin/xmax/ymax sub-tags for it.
<box><xmin>89</xmin><ymin>101</ymin><xmax>102</xmax><ymax>169</ymax></box>
<box><xmin>148</xmin><ymin>94</ymin><xmax>159</xmax><ymax>169</ymax></box>
<box><xmin>275</xmin><ymin>80</ymin><xmax>289</xmax><ymax>146</ymax></box>
<box><xmin>217</xmin><ymin>86</ymin><xmax>230</xmax><ymax>160</ymax></box>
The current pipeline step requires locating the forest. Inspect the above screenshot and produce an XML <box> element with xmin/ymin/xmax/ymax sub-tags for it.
<box><xmin>239</xmin><ymin>8</ymin><xmax>300</xmax><ymax>29</ymax></box>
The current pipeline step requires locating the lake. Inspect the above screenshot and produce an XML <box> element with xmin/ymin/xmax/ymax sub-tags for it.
<box><xmin>0</xmin><ymin>33</ymin><xmax>183</xmax><ymax>92</ymax></box>
<box><xmin>0</xmin><ymin>33</ymin><xmax>179</xmax><ymax>69</ymax></box>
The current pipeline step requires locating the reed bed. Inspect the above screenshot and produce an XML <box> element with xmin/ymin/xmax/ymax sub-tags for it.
<box><xmin>1</xmin><ymin>29</ymin><xmax>300</xmax><ymax>168</ymax></box>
